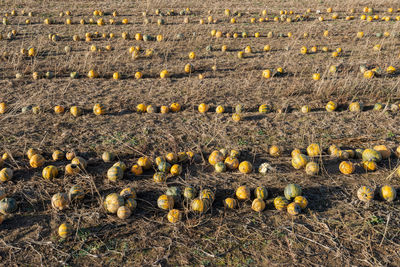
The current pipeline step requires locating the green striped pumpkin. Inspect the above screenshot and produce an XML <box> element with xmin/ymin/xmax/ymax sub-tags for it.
<box><xmin>158</xmin><ymin>161</ymin><xmax>171</xmax><ymax>172</ymax></box>
<box><xmin>258</xmin><ymin>104</ymin><xmax>271</xmax><ymax>114</ymax></box>
<box><xmin>254</xmin><ymin>186</ymin><xmax>268</xmax><ymax>200</ymax></box>
<box><xmin>68</xmin><ymin>185</ymin><xmax>85</xmax><ymax>201</ymax></box>
<box><xmin>284</xmin><ymin>184</ymin><xmax>302</xmax><ymax>200</ymax></box>
<box><xmin>107</xmin><ymin>166</ymin><xmax>123</xmax><ymax>182</ymax></box>
<box><xmin>273</xmin><ymin>196</ymin><xmax>289</xmax><ymax>211</ymax></box>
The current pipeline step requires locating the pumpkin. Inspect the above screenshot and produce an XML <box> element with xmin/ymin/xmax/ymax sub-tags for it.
<box><xmin>146</xmin><ymin>105</ymin><xmax>156</xmax><ymax>113</ymax></box>
<box><xmin>294</xmin><ymin>196</ymin><xmax>308</xmax><ymax>209</ymax></box>
<box><xmin>104</xmin><ymin>193</ymin><xmax>124</xmax><ymax>213</ymax></box>
<box><xmin>160</xmin><ymin>70</ymin><xmax>169</xmax><ymax>79</ymax></box>
<box><xmin>102</xmin><ymin>152</ymin><xmax>115</xmax><ymax>162</ymax></box>
<box><xmin>325</xmin><ymin>101</ymin><xmax>337</xmax><ymax>112</ymax></box>
<box><xmin>258</xmin><ymin>162</ymin><xmax>273</xmax><ymax>174</ymax></box>
<box><xmin>2</xmin><ymin>153</ymin><xmax>8</xmax><ymax>161</ymax></box>
<box><xmin>165</xmin><ymin>187</ymin><xmax>181</xmax><ymax>202</ymax></box>
<box><xmin>54</xmin><ymin>105</ymin><xmax>65</xmax><ymax>114</ymax></box>
<box><xmin>153</xmin><ymin>172</ymin><xmax>167</xmax><ymax>183</ymax></box>
<box><xmin>113</xmin><ymin>161</ymin><xmax>127</xmax><ymax>172</ymax></box>
<box><xmin>339</xmin><ymin>161</ymin><xmax>355</xmax><ymax>174</ymax></box>
<box><xmin>262</xmin><ymin>69</ymin><xmax>271</xmax><ymax>79</ymax></box>
<box><xmin>120</xmin><ymin>187</ymin><xmax>136</xmax><ymax>199</ymax></box>
<box><xmin>373</xmin><ymin>145</ymin><xmax>391</xmax><ymax>159</ymax></box>
<box><xmin>27</xmin><ymin>148</ymin><xmax>38</xmax><ymax>159</ymax></box>
<box><xmin>167</xmin><ymin>209</ymin><xmax>182</xmax><ymax>223</ymax></box>
<box><xmin>68</xmin><ymin>185</ymin><xmax>85</xmax><ymax>201</ymax></box>
<box><xmin>208</xmin><ymin>151</ymin><xmax>224</xmax><ymax>165</ymax></box>
<box><xmin>51</xmin><ymin>193</ymin><xmax>69</xmax><ymax>210</ymax></box>
<box><xmin>65</xmin><ymin>164</ymin><xmax>80</xmax><ymax>175</ymax></box>
<box><xmin>198</xmin><ymin>103</ymin><xmax>209</xmax><ymax>113</ymax></box>
<box><xmin>252</xmin><ymin>198</ymin><xmax>266</xmax><ymax>212</ymax></box>
<box><xmin>170</xmin><ymin>103</ymin><xmax>181</xmax><ymax>112</ymax></box>
<box><xmin>125</xmin><ymin>198</ymin><xmax>137</xmax><ymax>211</ymax></box>
<box><xmin>305</xmin><ymin>162</ymin><xmax>319</xmax><ymax>175</ymax></box>
<box><xmin>199</xmin><ymin>189</ymin><xmax>215</xmax><ymax>203</ymax></box>
<box><xmin>0</xmin><ymin>197</ymin><xmax>17</xmax><ymax>214</ymax></box>
<box><xmin>269</xmin><ymin>145</ymin><xmax>282</xmax><ymax>157</ymax></box>
<box><xmin>165</xmin><ymin>153</ymin><xmax>178</xmax><ymax>164</ymax></box>
<box><xmin>52</xmin><ymin>150</ymin><xmax>64</xmax><ymax>161</ymax></box>
<box><xmin>337</xmin><ymin>150</ymin><xmax>349</xmax><ymax>160</ymax></box>
<box><xmin>160</xmin><ymin>106</ymin><xmax>169</xmax><ymax>114</ymax></box>
<box><xmin>191</xmin><ymin>198</ymin><xmax>208</xmax><ymax>213</ymax></box>
<box><xmin>223</xmin><ymin>198</ymin><xmax>237</xmax><ymax>209</ymax></box>
<box><xmin>155</xmin><ymin>156</ymin><xmax>166</xmax><ymax>166</ymax></box>
<box><xmin>157</xmin><ymin>194</ymin><xmax>174</xmax><ymax>210</ymax></box>
<box><xmin>236</xmin><ymin>186</ymin><xmax>250</xmax><ymax>201</ymax></box>
<box><xmin>66</xmin><ymin>151</ymin><xmax>76</xmax><ymax>161</ymax></box>
<box><xmin>362</xmin><ymin>160</ymin><xmax>377</xmax><ymax>171</ymax></box>
<box><xmin>71</xmin><ymin>156</ymin><xmax>87</xmax><ymax>169</ymax></box>
<box><xmin>307</xmin><ymin>143</ymin><xmax>321</xmax><ymax>157</ymax></box>
<box><xmin>42</xmin><ymin>165</ymin><xmax>58</xmax><ymax>180</ymax></box>
<box><xmin>70</xmin><ymin>106</ymin><xmax>82</xmax><ymax>117</ymax></box>
<box><xmin>87</xmin><ymin>69</ymin><xmax>99</xmax><ymax>79</ymax></box>
<box><xmin>158</xmin><ymin>161</ymin><xmax>171</xmax><ymax>172</ymax></box>
<box><xmin>284</xmin><ymin>184</ymin><xmax>302</xmax><ymax>200</ymax></box>
<box><xmin>93</xmin><ymin>104</ymin><xmax>105</xmax><ymax>115</ymax></box>
<box><xmin>380</xmin><ymin>185</ymin><xmax>397</xmax><ymax>202</ymax></box>
<box><xmin>301</xmin><ymin>105</ymin><xmax>310</xmax><ymax>113</ymax></box>
<box><xmin>287</xmin><ymin>202</ymin><xmax>301</xmax><ymax>215</ymax></box>
<box><xmin>183</xmin><ymin>187</ymin><xmax>197</xmax><ymax>200</ymax></box>
<box><xmin>232</xmin><ymin>113</ymin><xmax>241</xmax><ymax>122</ymax></box>
<box><xmin>58</xmin><ymin>223</ymin><xmax>73</xmax><ymax>238</ymax></box>
<box><xmin>136</xmin><ymin>103</ymin><xmax>147</xmax><ymax>113</ymax></box>
<box><xmin>349</xmin><ymin>102</ymin><xmax>363</xmax><ymax>112</ymax></box>
<box><xmin>291</xmin><ymin>154</ymin><xmax>309</xmax><ymax>169</ymax></box>
<box><xmin>274</xmin><ymin>196</ymin><xmax>289</xmax><ymax>210</ymax></box>
<box><xmin>355</xmin><ymin>148</ymin><xmax>364</xmax><ymax>159</ymax></box>
<box><xmin>117</xmin><ymin>206</ymin><xmax>131</xmax><ymax>219</ymax></box>
<box><xmin>362</xmin><ymin>149</ymin><xmax>382</xmax><ymax>162</ymax></box>
<box><xmin>137</xmin><ymin>156</ymin><xmax>152</xmax><ymax>170</ymax></box>
<box><xmin>254</xmin><ymin>186</ymin><xmax>268</xmax><ymax>200</ymax></box>
<box><xmin>216</xmin><ymin>106</ymin><xmax>225</xmax><ymax>113</ymax></box>
<box><xmin>291</xmin><ymin>149</ymin><xmax>301</xmax><ymax>157</ymax></box>
<box><xmin>170</xmin><ymin>164</ymin><xmax>182</xmax><ymax>176</ymax></box>
<box><xmin>107</xmin><ymin>166</ymin><xmax>123</xmax><ymax>182</ymax></box>
<box><xmin>213</xmin><ymin>162</ymin><xmax>226</xmax><ymax>173</ymax></box>
<box><xmin>235</xmin><ymin>104</ymin><xmax>244</xmax><ymax>114</ymax></box>
<box><xmin>0</xmin><ymin>102</ymin><xmax>6</xmax><ymax>114</ymax></box>
<box><xmin>0</xmin><ymin>168</ymin><xmax>13</xmax><ymax>182</ymax></box>
<box><xmin>30</xmin><ymin>154</ymin><xmax>45</xmax><ymax>168</ymax></box>
<box><xmin>238</xmin><ymin>161</ymin><xmax>252</xmax><ymax>174</ymax></box>
<box><xmin>357</xmin><ymin>186</ymin><xmax>374</xmax><ymax>202</ymax></box>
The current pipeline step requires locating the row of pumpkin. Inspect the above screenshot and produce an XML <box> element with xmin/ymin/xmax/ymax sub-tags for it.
<box><xmin>0</xmin><ymin>101</ymin><xmax>398</xmax><ymax>118</ymax></box>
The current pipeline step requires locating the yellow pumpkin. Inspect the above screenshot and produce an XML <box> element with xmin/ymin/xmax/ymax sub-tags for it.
<box><xmin>294</xmin><ymin>196</ymin><xmax>308</xmax><ymax>209</ymax></box>
<box><xmin>0</xmin><ymin>168</ymin><xmax>13</xmax><ymax>182</ymax></box>
<box><xmin>208</xmin><ymin>150</ymin><xmax>224</xmax><ymax>165</ymax></box>
<box><xmin>157</xmin><ymin>194</ymin><xmax>174</xmax><ymax>210</ymax></box>
<box><xmin>238</xmin><ymin>161</ymin><xmax>252</xmax><ymax>174</ymax></box>
<box><xmin>170</xmin><ymin>103</ymin><xmax>181</xmax><ymax>112</ymax></box>
<box><xmin>113</xmin><ymin>161</ymin><xmax>127</xmax><ymax>172</ymax></box>
<box><xmin>102</xmin><ymin>152</ymin><xmax>115</xmax><ymax>163</ymax></box>
<box><xmin>167</xmin><ymin>209</ymin><xmax>182</xmax><ymax>223</ymax></box>
<box><xmin>52</xmin><ymin>150</ymin><xmax>64</xmax><ymax>161</ymax></box>
<box><xmin>71</xmin><ymin>156</ymin><xmax>87</xmax><ymax>169</ymax></box>
<box><xmin>26</xmin><ymin>148</ymin><xmax>38</xmax><ymax>159</ymax></box>
<box><xmin>51</xmin><ymin>193</ymin><xmax>69</xmax><ymax>210</ymax></box>
<box><xmin>269</xmin><ymin>145</ymin><xmax>282</xmax><ymax>157</ymax></box>
<box><xmin>137</xmin><ymin>157</ymin><xmax>151</xmax><ymax>170</ymax></box>
<box><xmin>120</xmin><ymin>187</ymin><xmax>136</xmax><ymax>199</ymax></box>
<box><xmin>224</xmin><ymin>156</ymin><xmax>239</xmax><ymax>170</ymax></box>
<box><xmin>232</xmin><ymin>113</ymin><xmax>241</xmax><ymax>122</ymax></box>
<box><xmin>199</xmin><ymin>189</ymin><xmax>215</xmax><ymax>203</ymax></box>
<box><xmin>58</xmin><ymin>223</ymin><xmax>73</xmax><ymax>238</ymax></box>
<box><xmin>373</xmin><ymin>145</ymin><xmax>391</xmax><ymax>159</ymax></box>
<box><xmin>223</xmin><ymin>198</ymin><xmax>237</xmax><ymax>209</ymax></box>
<box><xmin>307</xmin><ymin>143</ymin><xmax>321</xmax><ymax>157</ymax></box>
<box><xmin>380</xmin><ymin>185</ymin><xmax>397</xmax><ymax>202</ymax></box>
<box><xmin>170</xmin><ymin>164</ymin><xmax>182</xmax><ymax>176</ymax></box>
<box><xmin>339</xmin><ymin>161</ymin><xmax>355</xmax><ymax>175</ymax></box>
<box><xmin>93</xmin><ymin>104</ymin><xmax>105</xmax><ymax>115</ymax></box>
<box><xmin>107</xmin><ymin>166</ymin><xmax>123</xmax><ymax>182</ymax></box>
<box><xmin>191</xmin><ymin>198</ymin><xmax>209</xmax><ymax>213</ymax></box>
<box><xmin>291</xmin><ymin>149</ymin><xmax>301</xmax><ymax>157</ymax></box>
<box><xmin>70</xmin><ymin>106</ymin><xmax>82</xmax><ymax>117</ymax></box>
<box><xmin>104</xmin><ymin>193</ymin><xmax>124</xmax><ymax>213</ymax></box>
<box><xmin>116</xmin><ymin>206</ymin><xmax>131</xmax><ymax>219</ymax></box>
<box><xmin>362</xmin><ymin>160</ymin><xmax>377</xmax><ymax>171</ymax></box>
<box><xmin>325</xmin><ymin>101</ymin><xmax>337</xmax><ymax>112</ymax></box>
<box><xmin>66</xmin><ymin>151</ymin><xmax>76</xmax><ymax>161</ymax></box>
<box><xmin>65</xmin><ymin>164</ymin><xmax>80</xmax><ymax>175</ymax></box>
<box><xmin>184</xmin><ymin>63</ymin><xmax>194</xmax><ymax>73</ymax></box>
<box><xmin>54</xmin><ymin>105</ymin><xmax>65</xmax><ymax>114</ymax></box>
<box><xmin>166</xmin><ymin>153</ymin><xmax>178</xmax><ymax>164</ymax></box>
<box><xmin>198</xmin><ymin>103</ymin><xmax>209</xmax><ymax>113</ymax></box>
<box><xmin>236</xmin><ymin>186</ymin><xmax>250</xmax><ymax>200</ymax></box>
<box><xmin>357</xmin><ymin>186</ymin><xmax>374</xmax><ymax>202</ymax></box>
<box><xmin>251</xmin><ymin>198</ymin><xmax>266</xmax><ymax>212</ymax></box>
<box><xmin>42</xmin><ymin>165</ymin><xmax>59</xmax><ymax>180</ymax></box>
<box><xmin>160</xmin><ymin>70</ymin><xmax>169</xmax><ymax>79</ymax></box>
<box><xmin>273</xmin><ymin>196</ymin><xmax>289</xmax><ymax>210</ymax></box>
<box><xmin>287</xmin><ymin>202</ymin><xmax>301</xmax><ymax>215</ymax></box>
<box><xmin>291</xmin><ymin>154</ymin><xmax>309</xmax><ymax>169</ymax></box>
<box><xmin>30</xmin><ymin>154</ymin><xmax>45</xmax><ymax>168</ymax></box>
<box><xmin>305</xmin><ymin>162</ymin><xmax>319</xmax><ymax>175</ymax></box>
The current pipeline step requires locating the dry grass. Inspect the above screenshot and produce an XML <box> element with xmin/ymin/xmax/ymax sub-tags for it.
<box><xmin>0</xmin><ymin>0</ymin><xmax>400</xmax><ymax>266</ymax></box>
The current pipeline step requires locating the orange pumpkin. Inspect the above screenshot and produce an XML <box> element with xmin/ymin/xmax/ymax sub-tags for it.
<box><xmin>373</xmin><ymin>145</ymin><xmax>391</xmax><ymax>159</ymax></box>
<box><xmin>238</xmin><ymin>161</ymin><xmax>252</xmax><ymax>174</ymax></box>
<box><xmin>208</xmin><ymin>151</ymin><xmax>224</xmax><ymax>165</ymax></box>
<box><xmin>54</xmin><ymin>105</ymin><xmax>65</xmax><ymax>114</ymax></box>
<box><xmin>269</xmin><ymin>145</ymin><xmax>282</xmax><ymax>157</ymax></box>
<box><xmin>339</xmin><ymin>161</ymin><xmax>355</xmax><ymax>174</ymax></box>
<box><xmin>224</xmin><ymin>156</ymin><xmax>239</xmax><ymax>170</ymax></box>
